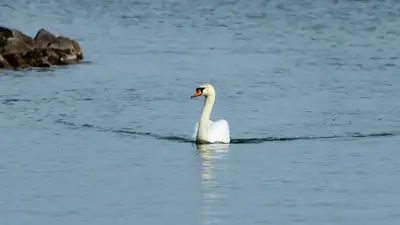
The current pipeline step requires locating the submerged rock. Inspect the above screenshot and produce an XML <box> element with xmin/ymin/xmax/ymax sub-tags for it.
<box><xmin>0</xmin><ymin>26</ymin><xmax>84</xmax><ymax>69</ymax></box>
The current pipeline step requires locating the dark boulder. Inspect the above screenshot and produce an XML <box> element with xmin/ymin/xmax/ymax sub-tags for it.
<box><xmin>0</xmin><ymin>26</ymin><xmax>34</xmax><ymax>47</ymax></box>
<box><xmin>47</xmin><ymin>36</ymin><xmax>84</xmax><ymax>64</ymax></box>
<box><xmin>34</xmin><ymin>28</ymin><xmax>57</xmax><ymax>49</ymax></box>
<box><xmin>1</xmin><ymin>37</ymin><xmax>33</xmax><ymax>54</ymax></box>
<box><xmin>0</xmin><ymin>54</ymin><xmax>10</xmax><ymax>68</ymax></box>
<box><xmin>0</xmin><ymin>26</ymin><xmax>84</xmax><ymax>69</ymax></box>
<box><xmin>1</xmin><ymin>38</ymin><xmax>48</xmax><ymax>68</ymax></box>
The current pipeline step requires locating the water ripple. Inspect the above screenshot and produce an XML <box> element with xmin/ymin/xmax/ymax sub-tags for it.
<box><xmin>55</xmin><ymin>118</ymin><xmax>399</xmax><ymax>144</ymax></box>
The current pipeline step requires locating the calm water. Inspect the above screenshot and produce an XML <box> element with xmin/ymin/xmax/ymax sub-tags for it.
<box><xmin>1</xmin><ymin>0</ymin><xmax>400</xmax><ymax>224</ymax></box>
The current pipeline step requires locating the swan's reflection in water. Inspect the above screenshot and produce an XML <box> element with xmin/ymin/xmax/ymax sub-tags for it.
<box><xmin>195</xmin><ymin>144</ymin><xmax>229</xmax><ymax>225</ymax></box>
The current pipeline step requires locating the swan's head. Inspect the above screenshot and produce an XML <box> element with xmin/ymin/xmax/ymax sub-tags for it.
<box><xmin>191</xmin><ymin>84</ymin><xmax>215</xmax><ymax>98</ymax></box>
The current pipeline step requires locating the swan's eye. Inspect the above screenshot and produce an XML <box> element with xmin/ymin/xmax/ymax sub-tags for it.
<box><xmin>196</xmin><ymin>87</ymin><xmax>205</xmax><ymax>93</ymax></box>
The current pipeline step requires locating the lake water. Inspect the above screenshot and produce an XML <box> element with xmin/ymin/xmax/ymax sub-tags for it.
<box><xmin>1</xmin><ymin>0</ymin><xmax>400</xmax><ymax>224</ymax></box>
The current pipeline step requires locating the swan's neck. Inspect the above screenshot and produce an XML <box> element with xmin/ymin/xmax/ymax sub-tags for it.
<box><xmin>197</xmin><ymin>95</ymin><xmax>215</xmax><ymax>142</ymax></box>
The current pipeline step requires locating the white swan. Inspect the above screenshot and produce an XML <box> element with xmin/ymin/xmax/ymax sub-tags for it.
<box><xmin>191</xmin><ymin>84</ymin><xmax>230</xmax><ymax>144</ymax></box>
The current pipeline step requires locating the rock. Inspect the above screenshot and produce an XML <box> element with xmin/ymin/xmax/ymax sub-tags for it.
<box><xmin>42</xmin><ymin>48</ymin><xmax>60</xmax><ymax>65</ymax></box>
<box><xmin>0</xmin><ymin>26</ymin><xmax>84</xmax><ymax>69</ymax></box>
<box><xmin>25</xmin><ymin>49</ymin><xmax>51</xmax><ymax>67</ymax></box>
<box><xmin>0</xmin><ymin>54</ymin><xmax>10</xmax><ymax>68</ymax></box>
<box><xmin>34</xmin><ymin>28</ymin><xmax>57</xmax><ymax>49</ymax></box>
<box><xmin>3</xmin><ymin>49</ymin><xmax>51</xmax><ymax>68</ymax></box>
<box><xmin>71</xmin><ymin>39</ymin><xmax>83</xmax><ymax>60</ymax></box>
<box><xmin>1</xmin><ymin>38</ymin><xmax>46</xmax><ymax>68</ymax></box>
<box><xmin>0</xmin><ymin>35</ymin><xmax>7</xmax><ymax>48</ymax></box>
<box><xmin>1</xmin><ymin>37</ymin><xmax>33</xmax><ymax>54</ymax></box>
<box><xmin>0</xmin><ymin>26</ymin><xmax>34</xmax><ymax>47</ymax></box>
<box><xmin>47</xmin><ymin>36</ymin><xmax>83</xmax><ymax>64</ymax></box>
<box><xmin>2</xmin><ymin>52</ymin><xmax>29</xmax><ymax>68</ymax></box>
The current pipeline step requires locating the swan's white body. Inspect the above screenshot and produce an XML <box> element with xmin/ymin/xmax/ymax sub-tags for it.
<box><xmin>192</xmin><ymin>120</ymin><xmax>230</xmax><ymax>143</ymax></box>
<box><xmin>191</xmin><ymin>84</ymin><xmax>230</xmax><ymax>144</ymax></box>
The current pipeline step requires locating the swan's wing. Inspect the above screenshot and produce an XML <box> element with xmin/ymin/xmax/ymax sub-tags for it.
<box><xmin>192</xmin><ymin>120</ymin><xmax>214</xmax><ymax>141</ymax></box>
<box><xmin>192</xmin><ymin>122</ymin><xmax>199</xmax><ymax>141</ymax></box>
<box><xmin>208</xmin><ymin>119</ymin><xmax>230</xmax><ymax>143</ymax></box>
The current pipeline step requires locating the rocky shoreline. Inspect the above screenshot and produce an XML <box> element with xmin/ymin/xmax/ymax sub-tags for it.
<box><xmin>0</xmin><ymin>26</ymin><xmax>83</xmax><ymax>69</ymax></box>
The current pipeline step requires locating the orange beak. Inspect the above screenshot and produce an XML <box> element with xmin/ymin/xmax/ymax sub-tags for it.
<box><xmin>191</xmin><ymin>89</ymin><xmax>202</xmax><ymax>98</ymax></box>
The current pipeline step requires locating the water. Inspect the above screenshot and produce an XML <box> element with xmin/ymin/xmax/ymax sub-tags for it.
<box><xmin>1</xmin><ymin>0</ymin><xmax>400</xmax><ymax>224</ymax></box>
